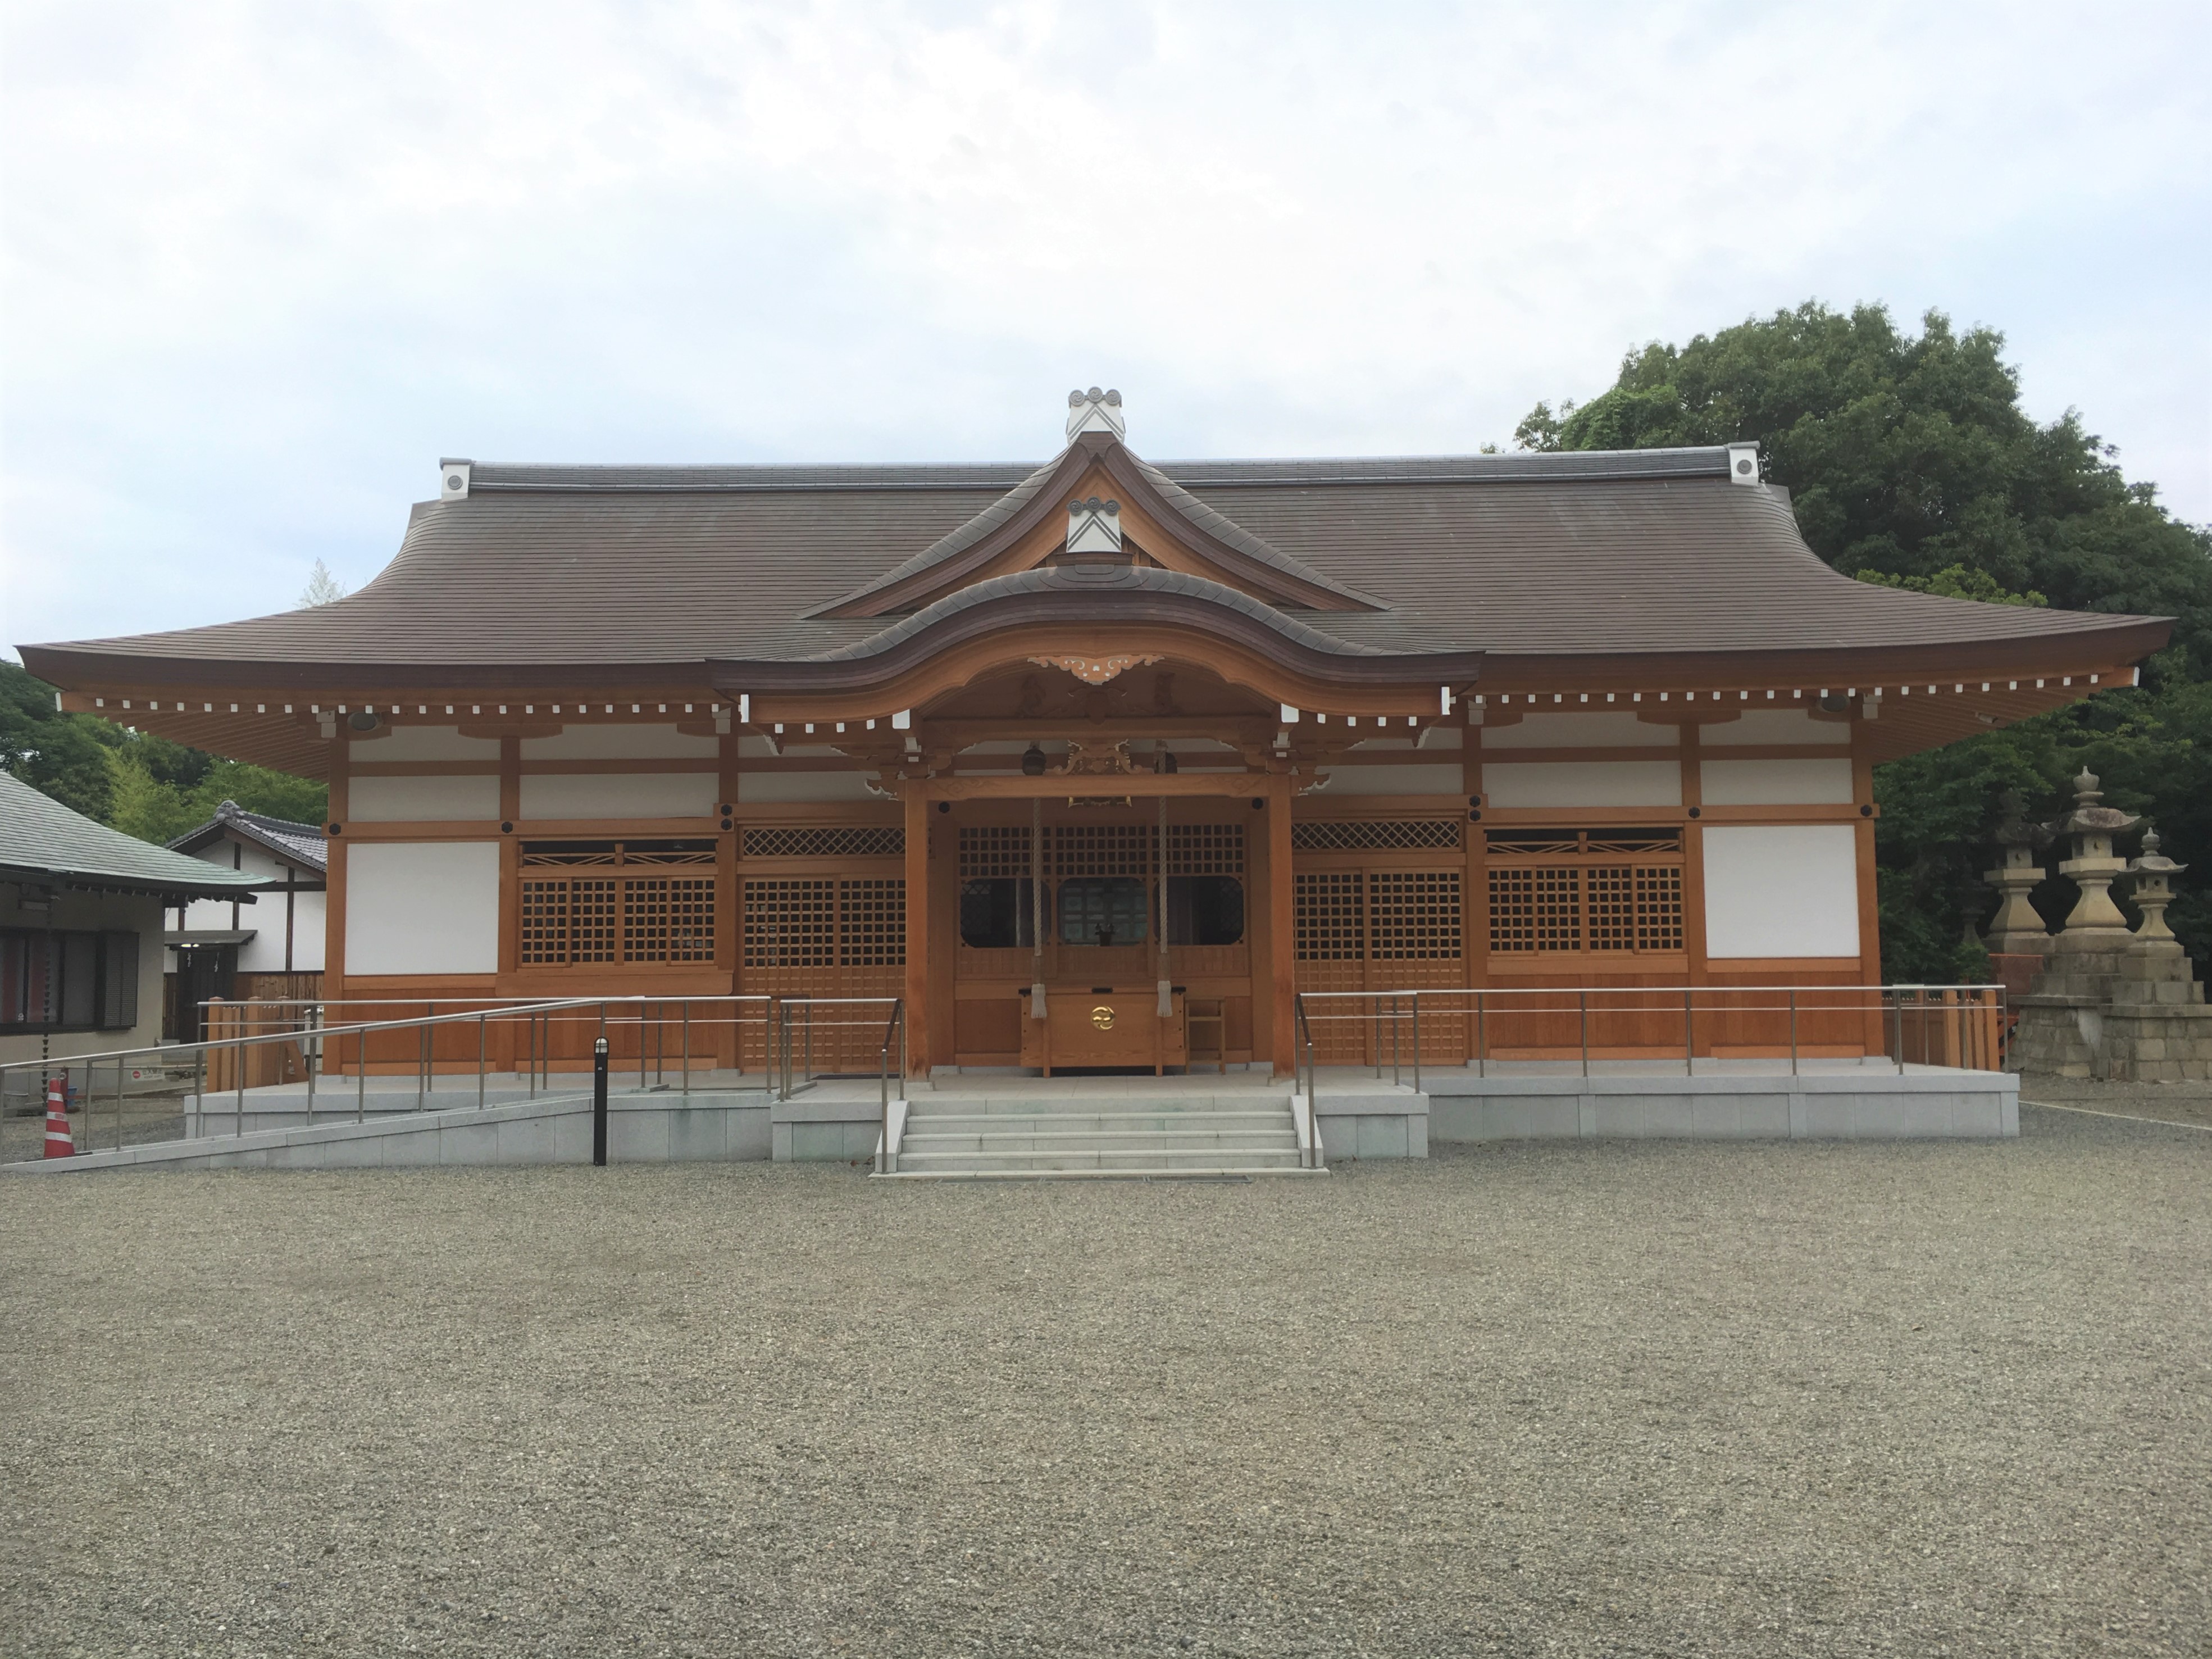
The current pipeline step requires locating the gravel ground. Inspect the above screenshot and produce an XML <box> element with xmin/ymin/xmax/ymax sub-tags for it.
<box><xmin>2016</xmin><ymin>1075</ymin><xmax>2212</xmax><ymax>1129</ymax></box>
<box><xmin>2</xmin><ymin>1107</ymin><xmax>2207</xmax><ymax>1658</ymax></box>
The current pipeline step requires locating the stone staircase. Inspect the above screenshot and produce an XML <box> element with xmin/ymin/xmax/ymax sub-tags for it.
<box><xmin>877</xmin><ymin>1080</ymin><xmax>1324</xmax><ymax>1180</ymax></box>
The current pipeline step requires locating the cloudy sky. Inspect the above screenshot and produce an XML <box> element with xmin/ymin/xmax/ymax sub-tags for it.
<box><xmin>4</xmin><ymin>0</ymin><xmax>2207</xmax><ymax>652</ymax></box>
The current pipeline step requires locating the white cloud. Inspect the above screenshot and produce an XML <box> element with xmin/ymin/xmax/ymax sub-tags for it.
<box><xmin>3</xmin><ymin>0</ymin><xmax>2206</xmax><ymax>647</ymax></box>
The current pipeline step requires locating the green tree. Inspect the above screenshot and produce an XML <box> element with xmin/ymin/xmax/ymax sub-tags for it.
<box><xmin>1521</xmin><ymin>302</ymin><xmax>2212</xmax><ymax>974</ymax></box>
<box><xmin>0</xmin><ymin>660</ymin><xmax>326</xmax><ymax>842</ymax></box>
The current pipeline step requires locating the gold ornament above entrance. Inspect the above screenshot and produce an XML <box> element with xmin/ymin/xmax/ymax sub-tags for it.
<box><xmin>1028</xmin><ymin>653</ymin><xmax>1162</xmax><ymax>685</ymax></box>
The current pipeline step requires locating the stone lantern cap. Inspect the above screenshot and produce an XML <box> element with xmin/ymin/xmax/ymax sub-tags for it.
<box><xmin>2051</xmin><ymin>769</ymin><xmax>2140</xmax><ymax>839</ymax></box>
<box><xmin>2129</xmin><ymin>825</ymin><xmax>2186</xmax><ymax>877</ymax></box>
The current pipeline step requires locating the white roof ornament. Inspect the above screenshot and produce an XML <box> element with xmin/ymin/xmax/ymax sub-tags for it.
<box><xmin>1726</xmin><ymin>443</ymin><xmax>1759</xmax><ymax>485</ymax></box>
<box><xmin>1066</xmin><ymin>386</ymin><xmax>1126</xmax><ymax>440</ymax></box>
<box><xmin>439</xmin><ymin>458</ymin><xmax>472</xmax><ymax>501</ymax></box>
<box><xmin>1066</xmin><ymin>496</ymin><xmax>1124</xmax><ymax>556</ymax></box>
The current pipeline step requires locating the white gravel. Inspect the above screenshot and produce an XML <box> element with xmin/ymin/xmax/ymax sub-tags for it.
<box><xmin>2</xmin><ymin>1105</ymin><xmax>2207</xmax><ymax>1657</ymax></box>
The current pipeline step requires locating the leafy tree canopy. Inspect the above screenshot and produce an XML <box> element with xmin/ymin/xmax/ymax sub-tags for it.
<box><xmin>1520</xmin><ymin>302</ymin><xmax>2212</xmax><ymax>977</ymax></box>
<box><xmin>0</xmin><ymin>660</ymin><xmax>326</xmax><ymax>846</ymax></box>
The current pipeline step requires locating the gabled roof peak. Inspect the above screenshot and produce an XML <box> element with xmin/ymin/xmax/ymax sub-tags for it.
<box><xmin>1066</xmin><ymin>387</ymin><xmax>1126</xmax><ymax>441</ymax></box>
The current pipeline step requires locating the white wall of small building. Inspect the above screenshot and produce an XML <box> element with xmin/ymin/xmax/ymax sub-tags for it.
<box><xmin>173</xmin><ymin>838</ymin><xmax>324</xmax><ymax>972</ymax></box>
<box><xmin>1</xmin><ymin>881</ymin><xmax>166</xmax><ymax>1071</ymax></box>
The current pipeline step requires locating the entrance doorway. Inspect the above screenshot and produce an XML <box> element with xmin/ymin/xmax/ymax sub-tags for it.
<box><xmin>948</xmin><ymin>806</ymin><xmax>1257</xmax><ymax>1071</ymax></box>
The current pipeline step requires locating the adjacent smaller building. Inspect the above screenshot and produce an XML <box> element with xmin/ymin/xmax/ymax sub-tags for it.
<box><xmin>1</xmin><ymin>771</ymin><xmax>267</xmax><ymax>1085</ymax></box>
<box><xmin>165</xmin><ymin>801</ymin><xmax>327</xmax><ymax>1038</ymax></box>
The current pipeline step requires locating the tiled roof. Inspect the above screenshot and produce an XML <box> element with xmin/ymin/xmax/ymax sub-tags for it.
<box><xmin>0</xmin><ymin>771</ymin><xmax>270</xmax><ymax>897</ymax></box>
<box><xmin>168</xmin><ymin>802</ymin><xmax>327</xmax><ymax>872</ymax></box>
<box><xmin>20</xmin><ymin>444</ymin><xmax>2169</xmax><ymax>672</ymax></box>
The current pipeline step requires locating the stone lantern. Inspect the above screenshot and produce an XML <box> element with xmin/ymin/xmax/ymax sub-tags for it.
<box><xmin>1981</xmin><ymin>790</ymin><xmax>2054</xmax><ymax>957</ymax></box>
<box><xmin>2051</xmin><ymin>769</ymin><xmax>2139</xmax><ymax>939</ymax></box>
<box><xmin>2126</xmin><ymin>825</ymin><xmax>2186</xmax><ymax>950</ymax></box>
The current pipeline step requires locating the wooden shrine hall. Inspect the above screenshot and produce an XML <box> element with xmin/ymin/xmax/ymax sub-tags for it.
<box><xmin>20</xmin><ymin>389</ymin><xmax>2173</xmax><ymax>1081</ymax></box>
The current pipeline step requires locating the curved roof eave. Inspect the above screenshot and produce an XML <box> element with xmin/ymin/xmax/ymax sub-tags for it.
<box><xmin>710</xmin><ymin>567</ymin><xmax>1484</xmax><ymax>696</ymax></box>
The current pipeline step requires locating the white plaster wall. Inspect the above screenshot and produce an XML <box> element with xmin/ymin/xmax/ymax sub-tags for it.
<box><xmin>344</xmin><ymin>842</ymin><xmax>500</xmax><ymax>975</ymax></box>
<box><xmin>357</xmin><ymin>725</ymin><xmax>500</xmax><ymax>762</ymax></box>
<box><xmin>1318</xmin><ymin>764</ymin><xmax>1463</xmax><ymax>796</ymax></box>
<box><xmin>1481</xmin><ymin>711</ymin><xmax>1678</xmax><ymax>749</ymax></box>
<box><xmin>1700</xmin><ymin>708</ymin><xmax>1851</xmax><ymax>746</ymax></box>
<box><xmin>348</xmin><ymin>775</ymin><xmax>500</xmax><ymax>822</ymax></box>
<box><xmin>285</xmin><ymin>890</ymin><xmax>327</xmax><ymax>972</ymax></box>
<box><xmin>1703</xmin><ymin>825</ymin><xmax>1861</xmax><ymax>958</ymax></box>
<box><xmin>520</xmin><ymin>772</ymin><xmax>718</xmax><ymax>819</ymax></box>
<box><xmin>522</xmin><ymin>725</ymin><xmax>719</xmax><ymax>761</ymax></box>
<box><xmin>736</xmin><ymin>771</ymin><xmax>885</xmax><ymax>804</ymax></box>
<box><xmin>1481</xmin><ymin>760</ymin><xmax>1682</xmax><ymax>807</ymax></box>
<box><xmin>1700</xmin><ymin>758</ymin><xmax>1855</xmax><ymax>805</ymax></box>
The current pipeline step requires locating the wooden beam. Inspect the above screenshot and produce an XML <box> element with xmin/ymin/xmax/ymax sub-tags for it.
<box><xmin>922</xmin><ymin>771</ymin><xmax>1278</xmax><ymax>802</ymax></box>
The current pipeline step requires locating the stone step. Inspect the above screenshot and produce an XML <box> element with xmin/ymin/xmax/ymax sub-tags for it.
<box><xmin>894</xmin><ymin>1144</ymin><xmax>1309</xmax><ymax>1174</ymax></box>
<box><xmin>903</xmin><ymin>1126</ymin><xmax>1300</xmax><ymax>1153</ymax></box>
<box><xmin>903</xmin><ymin>1109</ymin><xmax>1292</xmax><ymax>1133</ymax></box>
<box><xmin>911</xmin><ymin>1094</ymin><xmax>1291</xmax><ymax>1116</ymax></box>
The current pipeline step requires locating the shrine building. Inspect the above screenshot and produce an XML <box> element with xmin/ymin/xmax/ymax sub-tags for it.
<box><xmin>18</xmin><ymin>390</ymin><xmax>2173</xmax><ymax>1084</ymax></box>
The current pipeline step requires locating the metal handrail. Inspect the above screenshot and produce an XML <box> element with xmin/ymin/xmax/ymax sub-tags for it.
<box><xmin>770</xmin><ymin>996</ymin><xmax>906</xmax><ymax>1103</ymax></box>
<box><xmin>3</xmin><ymin>994</ymin><xmax>776</xmax><ymax>1163</ymax></box>
<box><xmin>1292</xmin><ymin>995</ymin><xmax>1320</xmax><ymax>1170</ymax></box>
<box><xmin>1293</xmin><ymin>984</ymin><xmax>2009</xmax><ymax>1076</ymax></box>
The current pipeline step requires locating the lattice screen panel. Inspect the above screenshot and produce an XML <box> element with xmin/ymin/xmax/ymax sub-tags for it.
<box><xmin>958</xmin><ymin>826</ymin><xmax>1032</xmax><ymax>879</ymax></box>
<box><xmin>518</xmin><ymin>878</ymin><xmax>621</xmax><ymax>966</ymax></box>
<box><xmin>1367</xmin><ymin>871</ymin><xmax>1462</xmax><ymax>960</ymax></box>
<box><xmin>1634</xmin><ymin>867</ymin><xmax>1684</xmax><ymax>951</ymax></box>
<box><xmin>1049</xmin><ymin>824</ymin><xmax>1154</xmax><ymax>878</ymax></box>
<box><xmin>1166</xmin><ymin>823</ymin><xmax>1244</xmax><ymax>875</ymax></box>
<box><xmin>741</xmin><ymin>826</ymin><xmax>904</xmax><ymax>860</ymax></box>
<box><xmin>838</xmin><ymin>879</ymin><xmax>907</xmax><ymax>966</ymax></box>
<box><xmin>742</xmin><ymin>879</ymin><xmax>836</xmax><ymax>969</ymax></box>
<box><xmin>1294</xmin><ymin>872</ymin><xmax>1366</xmax><ymax>962</ymax></box>
<box><xmin>1489</xmin><ymin>864</ymin><xmax>1680</xmax><ymax>954</ymax></box>
<box><xmin>1292</xmin><ymin>819</ymin><xmax>1463</xmax><ymax>853</ymax></box>
<box><xmin>622</xmin><ymin>878</ymin><xmax>717</xmax><ymax>963</ymax></box>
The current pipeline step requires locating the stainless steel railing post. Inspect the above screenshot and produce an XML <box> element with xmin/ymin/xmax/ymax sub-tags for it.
<box><xmin>1475</xmin><ymin>991</ymin><xmax>1486</xmax><ymax>1079</ymax></box>
<box><xmin>1788</xmin><ymin>990</ymin><xmax>1799</xmax><ymax>1076</ymax></box>
<box><xmin>235</xmin><ymin>1038</ymin><xmax>247</xmax><ymax>1137</ymax></box>
<box><xmin>1578</xmin><ymin>992</ymin><xmax>1589</xmax><ymax>1079</ymax></box>
<box><xmin>478</xmin><ymin>1013</ymin><xmax>488</xmax><ymax>1112</ymax></box>
<box><xmin>681</xmin><ymin>1003</ymin><xmax>691</xmax><ymax>1101</ymax></box>
<box><xmin>1412</xmin><ymin>995</ymin><xmax>1422</xmax><ymax>1097</ymax></box>
<box><xmin>1683</xmin><ymin>989</ymin><xmax>1694</xmax><ymax>1078</ymax></box>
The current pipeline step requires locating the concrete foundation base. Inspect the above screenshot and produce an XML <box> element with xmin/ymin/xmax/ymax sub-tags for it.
<box><xmin>1422</xmin><ymin>1066</ymin><xmax>2017</xmax><ymax>1141</ymax></box>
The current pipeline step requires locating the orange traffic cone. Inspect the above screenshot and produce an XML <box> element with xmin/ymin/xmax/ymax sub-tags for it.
<box><xmin>43</xmin><ymin>1077</ymin><xmax>75</xmax><ymax>1159</ymax></box>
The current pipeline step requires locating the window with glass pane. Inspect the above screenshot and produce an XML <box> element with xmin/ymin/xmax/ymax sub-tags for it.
<box><xmin>1057</xmin><ymin>877</ymin><xmax>1149</xmax><ymax>946</ymax></box>
<box><xmin>958</xmin><ymin>879</ymin><xmax>1037</xmax><ymax>949</ymax></box>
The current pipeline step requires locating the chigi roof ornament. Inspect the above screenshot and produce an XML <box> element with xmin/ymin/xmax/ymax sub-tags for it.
<box><xmin>1066</xmin><ymin>495</ymin><xmax>1123</xmax><ymax>556</ymax></box>
<box><xmin>1066</xmin><ymin>386</ymin><xmax>1126</xmax><ymax>440</ymax></box>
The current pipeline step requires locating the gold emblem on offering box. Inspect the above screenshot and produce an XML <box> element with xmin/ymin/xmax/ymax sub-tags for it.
<box><xmin>1090</xmin><ymin>1005</ymin><xmax>1116</xmax><ymax>1030</ymax></box>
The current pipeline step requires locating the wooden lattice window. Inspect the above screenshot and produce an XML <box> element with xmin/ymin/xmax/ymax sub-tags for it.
<box><xmin>1487</xmin><ymin>828</ymin><xmax>1682</xmax><ymax>956</ymax></box>
<box><xmin>1294</xmin><ymin>872</ymin><xmax>1366</xmax><ymax>962</ymax></box>
<box><xmin>743</xmin><ymin>878</ymin><xmax>905</xmax><ymax>969</ymax></box>
<box><xmin>1166</xmin><ymin>823</ymin><xmax>1245</xmax><ymax>875</ymax></box>
<box><xmin>1291</xmin><ymin>819</ymin><xmax>1463</xmax><ymax>853</ymax></box>
<box><xmin>741</xmin><ymin>826</ymin><xmax>904</xmax><ymax>860</ymax></box>
<box><xmin>1368</xmin><ymin>871</ymin><xmax>1462</xmax><ymax>960</ymax></box>
<box><xmin>838</xmin><ymin>879</ymin><xmax>907</xmax><ymax>966</ymax></box>
<box><xmin>622</xmin><ymin>878</ymin><xmax>717</xmax><ymax>962</ymax></box>
<box><xmin>1050</xmin><ymin>824</ymin><xmax>1154</xmax><ymax>878</ymax></box>
<box><xmin>518</xmin><ymin>877</ymin><xmax>621</xmax><ymax>966</ymax></box>
<box><xmin>742</xmin><ymin>879</ymin><xmax>835</xmax><ymax>968</ymax></box>
<box><xmin>1635</xmin><ymin>867</ymin><xmax>1684</xmax><ymax>951</ymax></box>
<box><xmin>958</xmin><ymin>826</ymin><xmax>1033</xmax><ymax>879</ymax></box>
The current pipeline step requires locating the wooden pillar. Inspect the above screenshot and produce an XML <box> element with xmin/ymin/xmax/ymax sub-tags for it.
<box><xmin>1267</xmin><ymin>771</ymin><xmax>1296</xmax><ymax>1079</ymax></box>
<box><xmin>1853</xmin><ymin>722</ymin><xmax>1885</xmax><ymax>1057</ymax></box>
<box><xmin>904</xmin><ymin>785</ymin><xmax>932</xmax><ymax>1079</ymax></box>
